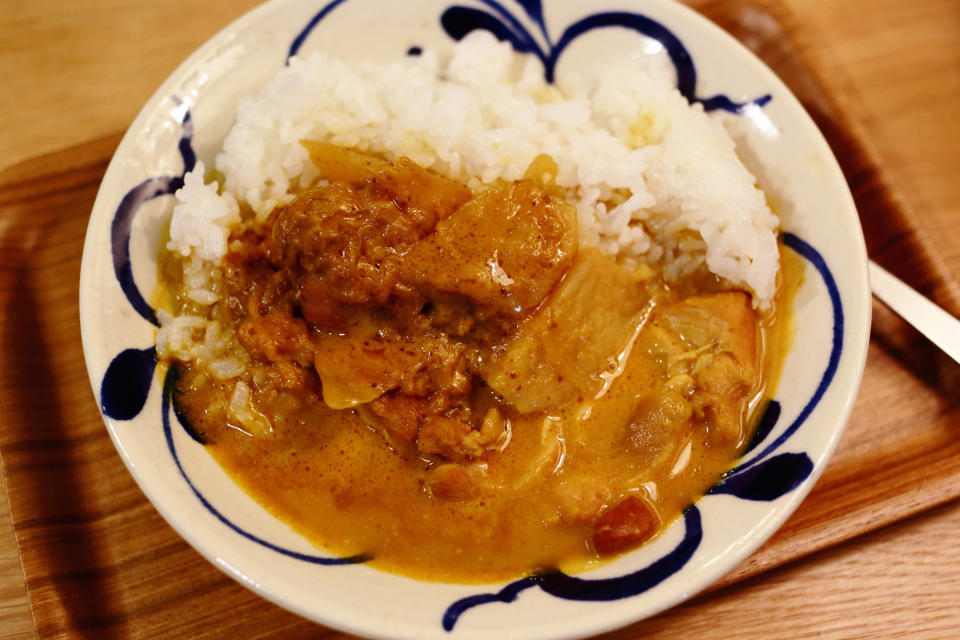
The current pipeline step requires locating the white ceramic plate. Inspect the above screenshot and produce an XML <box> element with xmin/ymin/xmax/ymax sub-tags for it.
<box><xmin>79</xmin><ymin>1</ymin><xmax>871</xmax><ymax>638</ymax></box>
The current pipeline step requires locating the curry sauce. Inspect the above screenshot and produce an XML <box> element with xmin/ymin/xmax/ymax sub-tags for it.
<box><xmin>164</xmin><ymin>144</ymin><xmax>793</xmax><ymax>583</ymax></box>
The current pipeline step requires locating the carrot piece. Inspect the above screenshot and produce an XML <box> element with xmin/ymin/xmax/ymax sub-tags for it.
<box><xmin>591</xmin><ymin>495</ymin><xmax>657</xmax><ymax>555</ymax></box>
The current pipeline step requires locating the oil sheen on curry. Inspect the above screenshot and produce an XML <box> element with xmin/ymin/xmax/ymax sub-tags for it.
<box><xmin>164</xmin><ymin>143</ymin><xmax>792</xmax><ymax>583</ymax></box>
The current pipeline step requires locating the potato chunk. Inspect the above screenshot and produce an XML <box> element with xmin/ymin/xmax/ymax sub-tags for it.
<box><xmin>313</xmin><ymin>334</ymin><xmax>419</xmax><ymax>409</ymax></box>
<box><xmin>301</xmin><ymin>140</ymin><xmax>471</xmax><ymax>217</ymax></box>
<box><xmin>482</xmin><ymin>248</ymin><xmax>650</xmax><ymax>413</ymax></box>
<box><xmin>400</xmin><ymin>156</ymin><xmax>578</xmax><ymax>319</ymax></box>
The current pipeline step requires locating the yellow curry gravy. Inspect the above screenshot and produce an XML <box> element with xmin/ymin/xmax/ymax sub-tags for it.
<box><xmin>166</xmin><ymin>144</ymin><xmax>797</xmax><ymax>583</ymax></box>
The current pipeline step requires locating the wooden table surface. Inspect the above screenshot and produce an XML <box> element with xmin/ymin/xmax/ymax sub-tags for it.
<box><xmin>1</xmin><ymin>0</ymin><xmax>958</xmax><ymax>638</ymax></box>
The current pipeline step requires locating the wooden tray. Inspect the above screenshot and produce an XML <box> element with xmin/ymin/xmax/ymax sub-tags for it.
<box><xmin>1</xmin><ymin>1</ymin><xmax>958</xmax><ymax>638</ymax></box>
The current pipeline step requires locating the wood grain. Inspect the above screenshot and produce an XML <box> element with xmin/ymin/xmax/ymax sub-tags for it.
<box><xmin>0</xmin><ymin>0</ymin><xmax>263</xmax><ymax>175</ymax></box>
<box><xmin>606</xmin><ymin>498</ymin><xmax>960</xmax><ymax>639</ymax></box>
<box><xmin>0</xmin><ymin>471</ymin><xmax>33</xmax><ymax>640</ymax></box>
<box><xmin>0</xmin><ymin>0</ymin><xmax>958</xmax><ymax>638</ymax></box>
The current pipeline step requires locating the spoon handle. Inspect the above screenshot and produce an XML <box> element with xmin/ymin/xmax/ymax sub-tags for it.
<box><xmin>869</xmin><ymin>260</ymin><xmax>960</xmax><ymax>365</ymax></box>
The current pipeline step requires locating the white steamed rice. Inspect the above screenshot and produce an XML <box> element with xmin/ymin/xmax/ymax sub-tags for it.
<box><xmin>160</xmin><ymin>32</ymin><xmax>780</xmax><ymax>373</ymax></box>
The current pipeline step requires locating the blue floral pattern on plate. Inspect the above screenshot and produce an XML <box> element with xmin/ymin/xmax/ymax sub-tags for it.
<box><xmin>98</xmin><ymin>0</ymin><xmax>843</xmax><ymax>630</ymax></box>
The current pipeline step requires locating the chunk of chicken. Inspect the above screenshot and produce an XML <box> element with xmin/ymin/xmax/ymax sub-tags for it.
<box><xmin>623</xmin><ymin>374</ymin><xmax>694</xmax><ymax>463</ymax></box>
<box><xmin>553</xmin><ymin>475</ymin><xmax>613</xmax><ymax>525</ymax></box>
<box><xmin>417</xmin><ymin>416</ymin><xmax>475</xmax><ymax>461</ymax></box>
<box><xmin>426</xmin><ymin>464</ymin><xmax>488</xmax><ymax>502</ymax></box>
<box><xmin>271</xmin><ymin>183</ymin><xmax>428</xmax><ymax>313</ymax></box>
<box><xmin>362</xmin><ymin>391</ymin><xmax>429</xmax><ymax>443</ymax></box>
<box><xmin>235</xmin><ymin>310</ymin><xmax>318</xmax><ymax>391</ymax></box>
<box><xmin>655</xmin><ymin>291</ymin><xmax>759</xmax><ymax>443</ymax></box>
<box><xmin>272</xmin><ymin>145</ymin><xmax>470</xmax><ymax>333</ymax></box>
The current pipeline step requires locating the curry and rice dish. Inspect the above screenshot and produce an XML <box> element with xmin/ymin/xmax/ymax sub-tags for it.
<box><xmin>156</xmin><ymin>33</ymin><xmax>794</xmax><ymax>583</ymax></box>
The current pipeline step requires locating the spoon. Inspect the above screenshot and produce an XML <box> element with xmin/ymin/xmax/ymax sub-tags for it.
<box><xmin>869</xmin><ymin>260</ymin><xmax>960</xmax><ymax>365</ymax></box>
